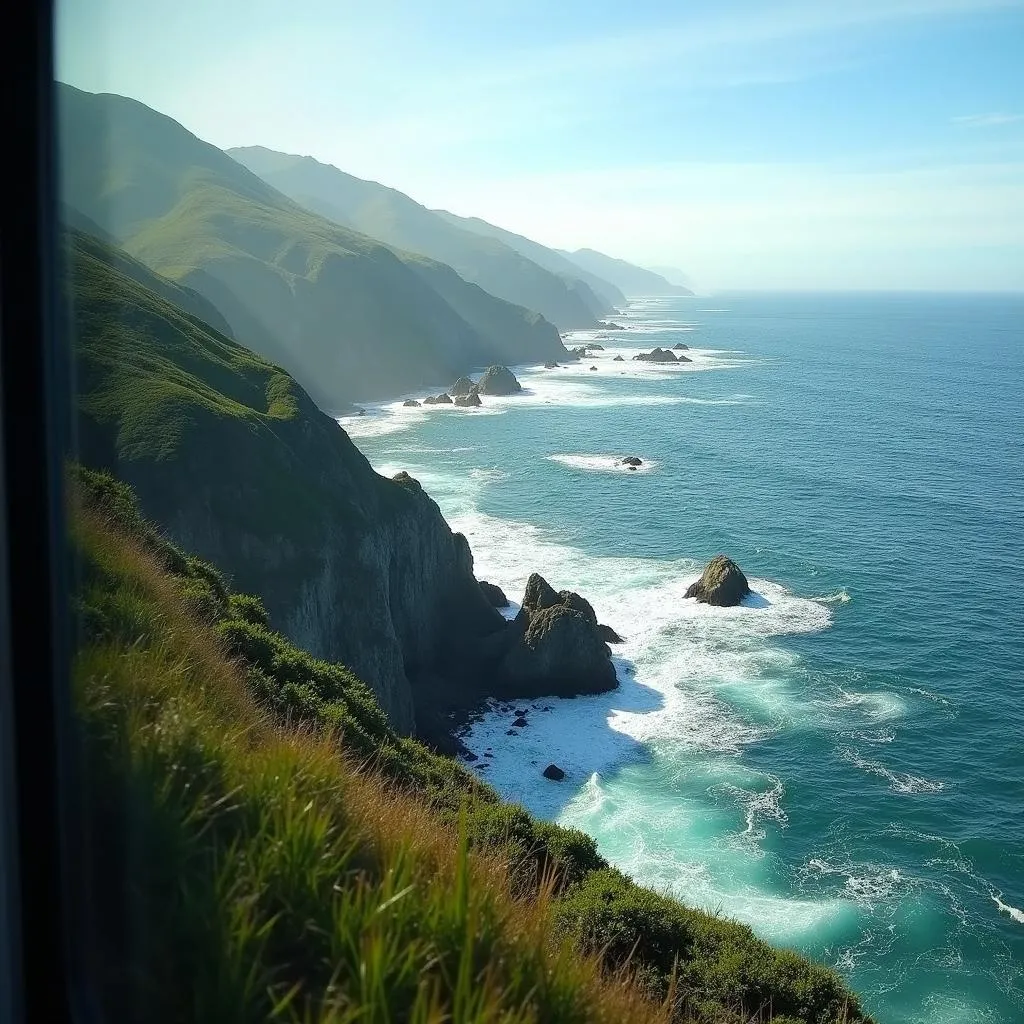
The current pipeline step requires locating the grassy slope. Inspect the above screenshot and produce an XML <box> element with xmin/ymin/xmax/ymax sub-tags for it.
<box><xmin>72</xmin><ymin>472</ymin><xmax>662</xmax><ymax>1023</ymax></box>
<box><xmin>58</xmin><ymin>85</ymin><xmax>562</xmax><ymax>408</ymax></box>
<box><xmin>230</xmin><ymin>145</ymin><xmax>603</xmax><ymax>329</ymax></box>
<box><xmin>67</xmin><ymin>224</ymin><xmax>385</xmax><ymax>611</ymax></box>
<box><xmin>72</xmin><ymin>467</ymin><xmax>871</xmax><ymax>1024</ymax></box>
<box><xmin>433</xmin><ymin>209</ymin><xmax>628</xmax><ymax>312</ymax></box>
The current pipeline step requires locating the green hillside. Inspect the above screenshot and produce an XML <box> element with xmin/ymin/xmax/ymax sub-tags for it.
<box><xmin>65</xmin><ymin>238</ymin><xmax>871</xmax><ymax>1022</ymax></box>
<box><xmin>229</xmin><ymin>145</ymin><xmax>606</xmax><ymax>330</ymax></box>
<box><xmin>560</xmin><ymin>248</ymin><xmax>695</xmax><ymax>297</ymax></box>
<box><xmin>58</xmin><ymin>85</ymin><xmax>565</xmax><ymax>409</ymax></box>
<box><xmin>434</xmin><ymin>208</ymin><xmax>627</xmax><ymax>311</ymax></box>
<box><xmin>70</xmin><ymin>464</ymin><xmax>871</xmax><ymax>1024</ymax></box>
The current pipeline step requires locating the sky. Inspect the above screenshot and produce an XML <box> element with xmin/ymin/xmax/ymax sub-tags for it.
<box><xmin>58</xmin><ymin>0</ymin><xmax>1024</xmax><ymax>291</ymax></box>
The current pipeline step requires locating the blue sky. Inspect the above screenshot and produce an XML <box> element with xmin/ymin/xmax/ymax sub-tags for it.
<box><xmin>58</xmin><ymin>0</ymin><xmax>1024</xmax><ymax>290</ymax></box>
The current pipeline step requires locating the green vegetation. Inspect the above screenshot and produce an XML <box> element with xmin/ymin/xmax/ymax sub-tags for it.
<box><xmin>59</xmin><ymin>85</ymin><xmax>565</xmax><ymax>408</ymax></box>
<box><xmin>71</xmin><ymin>467</ymin><xmax>871</xmax><ymax>1023</ymax></box>
<box><xmin>72</xmin><ymin>470</ymin><xmax>660</xmax><ymax>1024</ymax></box>
<box><xmin>230</xmin><ymin>145</ymin><xmax>606</xmax><ymax>329</ymax></box>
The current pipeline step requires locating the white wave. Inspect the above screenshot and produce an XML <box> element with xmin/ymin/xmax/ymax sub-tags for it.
<box><xmin>455</xmin><ymin>506</ymin><xmax>834</xmax><ymax>807</ymax></box>
<box><xmin>831</xmin><ymin>688</ymin><xmax>907</xmax><ymax>721</ymax></box>
<box><xmin>803</xmin><ymin>857</ymin><xmax>906</xmax><ymax>909</ymax></box>
<box><xmin>992</xmin><ymin>893</ymin><xmax>1024</xmax><ymax>924</ymax></box>
<box><xmin>546</xmin><ymin>454</ymin><xmax>660</xmax><ymax>474</ymax></box>
<box><xmin>812</xmin><ymin>589</ymin><xmax>851</xmax><ymax>604</ymax></box>
<box><xmin>841</xmin><ymin>748</ymin><xmax>945</xmax><ymax>793</ymax></box>
<box><xmin>716</xmin><ymin>776</ymin><xmax>787</xmax><ymax>848</ymax></box>
<box><xmin>468</xmin><ymin>467</ymin><xmax>508</xmax><ymax>483</ymax></box>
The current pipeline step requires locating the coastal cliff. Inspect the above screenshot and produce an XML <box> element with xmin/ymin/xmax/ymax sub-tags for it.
<box><xmin>71</xmin><ymin>226</ymin><xmax>503</xmax><ymax>731</ymax></box>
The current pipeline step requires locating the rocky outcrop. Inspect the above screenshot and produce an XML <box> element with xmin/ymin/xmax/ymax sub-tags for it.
<box><xmin>599</xmin><ymin>321</ymin><xmax>625</xmax><ymax>330</ymax></box>
<box><xmin>403</xmin><ymin>399</ymin><xmax>421</xmax><ymax>407</ymax></box>
<box><xmin>684</xmin><ymin>555</ymin><xmax>751</xmax><ymax>607</ymax></box>
<box><xmin>589</xmin><ymin>365</ymin><xmax>598</xmax><ymax>371</ymax></box>
<box><xmin>613</xmin><ymin>355</ymin><xmax>624</xmax><ymax>361</ymax></box>
<box><xmin>589</xmin><ymin>343</ymin><xmax>605</xmax><ymax>351</ymax></box>
<box><xmin>450</xmin><ymin>376</ymin><xmax>476</xmax><ymax>397</ymax></box>
<box><xmin>479</xmin><ymin>580</ymin><xmax>509</xmax><ymax>608</ymax></box>
<box><xmin>497</xmin><ymin>573</ymin><xmax>617</xmax><ymax>698</ymax></box>
<box><xmin>544</xmin><ymin>361</ymin><xmax>560</xmax><ymax>369</ymax></box>
<box><xmin>597</xmin><ymin>623</ymin><xmax>624</xmax><ymax>643</ymax></box>
<box><xmin>454</xmin><ymin>391</ymin><xmax>482</xmax><ymax>407</ymax></box>
<box><xmin>476</xmin><ymin>365</ymin><xmax>522</xmax><ymax>396</ymax></box>
<box><xmin>621</xmin><ymin>456</ymin><xmax>642</xmax><ymax>467</ymax></box>
<box><xmin>569</xmin><ymin>346</ymin><xmax>588</xmax><ymax>358</ymax></box>
<box><xmin>633</xmin><ymin>347</ymin><xmax>678</xmax><ymax>363</ymax></box>
<box><xmin>423</xmin><ymin>393</ymin><xmax>452</xmax><ymax>405</ymax></box>
<box><xmin>673</xmin><ymin>343</ymin><xmax>689</xmax><ymax>351</ymax></box>
<box><xmin>543</xmin><ymin>764</ymin><xmax>565</xmax><ymax>781</ymax></box>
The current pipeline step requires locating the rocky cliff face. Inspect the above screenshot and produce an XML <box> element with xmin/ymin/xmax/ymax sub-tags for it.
<box><xmin>133</xmin><ymin>428</ymin><xmax>505</xmax><ymax>734</ymax></box>
<box><xmin>71</xmin><ymin>226</ymin><xmax>505</xmax><ymax>733</ymax></box>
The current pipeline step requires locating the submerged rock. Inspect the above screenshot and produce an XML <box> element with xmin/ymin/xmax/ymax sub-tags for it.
<box><xmin>684</xmin><ymin>555</ymin><xmax>751</xmax><ymax>607</ymax></box>
<box><xmin>479</xmin><ymin>580</ymin><xmax>509</xmax><ymax>608</ymax></box>
<box><xmin>673</xmin><ymin>342</ymin><xmax>689</xmax><ymax>351</ymax></box>
<box><xmin>476</xmin><ymin>365</ymin><xmax>522</xmax><ymax>396</ymax></box>
<box><xmin>599</xmin><ymin>321</ymin><xmax>625</xmax><ymax>330</ymax></box>
<box><xmin>589</xmin><ymin>343</ymin><xmax>605</xmax><ymax>351</ymax></box>
<box><xmin>544</xmin><ymin>361</ymin><xmax>560</xmax><ymax>369</ymax></box>
<box><xmin>589</xmin><ymin>365</ymin><xmax>598</xmax><ymax>371</ymax></box>
<box><xmin>512</xmin><ymin>716</ymin><xmax>528</xmax><ymax>728</ymax></box>
<box><xmin>621</xmin><ymin>456</ymin><xmax>642</xmax><ymax>467</ymax></box>
<box><xmin>450</xmin><ymin>376</ymin><xmax>476</xmax><ymax>397</ymax></box>
<box><xmin>402</xmin><ymin>399</ymin><xmax>421</xmax><ymax>407</ymax></box>
<box><xmin>613</xmin><ymin>355</ymin><xmax>625</xmax><ymax>361</ymax></box>
<box><xmin>543</xmin><ymin>763</ymin><xmax>565</xmax><ymax>781</ymax></box>
<box><xmin>454</xmin><ymin>391</ymin><xmax>482</xmax><ymax>408</ymax></box>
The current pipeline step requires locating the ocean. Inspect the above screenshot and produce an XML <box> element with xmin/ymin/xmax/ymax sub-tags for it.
<box><xmin>340</xmin><ymin>291</ymin><xmax>1024</xmax><ymax>1024</ymax></box>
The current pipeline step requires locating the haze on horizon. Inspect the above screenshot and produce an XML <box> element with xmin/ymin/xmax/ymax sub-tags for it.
<box><xmin>58</xmin><ymin>0</ymin><xmax>1024</xmax><ymax>292</ymax></box>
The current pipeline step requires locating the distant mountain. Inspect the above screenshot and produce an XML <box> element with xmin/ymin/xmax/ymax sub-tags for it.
<box><xmin>647</xmin><ymin>265</ymin><xmax>693</xmax><ymax>290</ymax></box>
<box><xmin>559</xmin><ymin>248</ymin><xmax>694</xmax><ymax>297</ymax></box>
<box><xmin>229</xmin><ymin>146</ymin><xmax>605</xmax><ymax>330</ymax></box>
<box><xmin>58</xmin><ymin>86</ymin><xmax>566</xmax><ymax>410</ymax></box>
<box><xmin>432</xmin><ymin>210</ymin><xmax>626</xmax><ymax>312</ymax></box>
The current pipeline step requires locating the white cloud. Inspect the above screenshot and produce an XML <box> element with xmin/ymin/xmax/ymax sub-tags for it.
<box><xmin>952</xmin><ymin>112</ymin><xmax>1024</xmax><ymax>127</ymax></box>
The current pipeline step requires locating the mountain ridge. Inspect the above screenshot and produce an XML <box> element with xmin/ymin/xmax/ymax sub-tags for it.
<box><xmin>59</xmin><ymin>84</ymin><xmax>567</xmax><ymax>410</ymax></box>
<box><xmin>229</xmin><ymin>144</ymin><xmax>609</xmax><ymax>330</ymax></box>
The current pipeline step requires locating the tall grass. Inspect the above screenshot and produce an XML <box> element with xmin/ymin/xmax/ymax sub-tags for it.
<box><xmin>70</xmin><ymin>470</ymin><xmax>872</xmax><ymax>1023</ymax></box>
<box><xmin>73</xmin><ymin>501</ymin><xmax>666</xmax><ymax>1023</ymax></box>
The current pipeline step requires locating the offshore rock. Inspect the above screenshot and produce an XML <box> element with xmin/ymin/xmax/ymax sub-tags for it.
<box><xmin>476</xmin><ymin>365</ymin><xmax>522</xmax><ymax>395</ymax></box>
<box><xmin>684</xmin><ymin>554</ymin><xmax>751</xmax><ymax>607</ymax></box>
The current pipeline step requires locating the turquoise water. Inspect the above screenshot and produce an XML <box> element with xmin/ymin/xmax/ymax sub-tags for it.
<box><xmin>344</xmin><ymin>292</ymin><xmax>1024</xmax><ymax>1023</ymax></box>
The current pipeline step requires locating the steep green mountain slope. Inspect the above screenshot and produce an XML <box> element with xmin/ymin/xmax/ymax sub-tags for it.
<box><xmin>67</xmin><ymin>226</ymin><xmax>507</xmax><ymax>731</ymax></box>
<box><xmin>560</xmin><ymin>247</ymin><xmax>695</xmax><ymax>297</ymax></box>
<box><xmin>71</xmin><ymin>466</ymin><xmax>872</xmax><ymax>1024</ymax></box>
<box><xmin>229</xmin><ymin>145</ymin><xmax>605</xmax><ymax>329</ymax></box>
<box><xmin>434</xmin><ymin>209</ymin><xmax>627</xmax><ymax>312</ymax></box>
<box><xmin>58</xmin><ymin>85</ymin><xmax>565</xmax><ymax>409</ymax></box>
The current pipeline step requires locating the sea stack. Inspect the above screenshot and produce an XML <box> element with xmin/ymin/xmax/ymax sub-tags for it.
<box><xmin>476</xmin><ymin>365</ymin><xmax>523</xmax><ymax>395</ymax></box>
<box><xmin>684</xmin><ymin>555</ymin><xmax>751</xmax><ymax>607</ymax></box>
